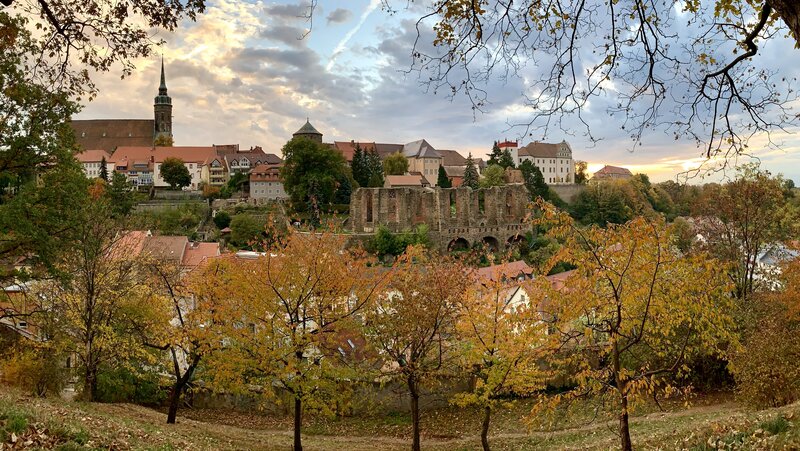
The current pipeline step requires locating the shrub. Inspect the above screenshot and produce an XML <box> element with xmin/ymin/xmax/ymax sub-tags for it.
<box><xmin>95</xmin><ymin>367</ymin><xmax>166</xmax><ymax>405</ymax></box>
<box><xmin>760</xmin><ymin>416</ymin><xmax>790</xmax><ymax>435</ymax></box>
<box><xmin>2</xmin><ymin>410</ymin><xmax>28</xmax><ymax>434</ymax></box>
<box><xmin>213</xmin><ymin>210</ymin><xmax>231</xmax><ymax>229</ymax></box>
<box><xmin>370</xmin><ymin>225</ymin><xmax>429</xmax><ymax>257</ymax></box>
<box><xmin>1</xmin><ymin>345</ymin><xmax>68</xmax><ymax>397</ymax></box>
<box><xmin>729</xmin><ymin>295</ymin><xmax>800</xmax><ymax>407</ymax></box>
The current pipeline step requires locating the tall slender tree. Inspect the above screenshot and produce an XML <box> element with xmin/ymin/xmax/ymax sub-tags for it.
<box><xmin>437</xmin><ymin>165</ymin><xmax>452</xmax><ymax>188</ymax></box>
<box><xmin>487</xmin><ymin>141</ymin><xmax>502</xmax><ymax>166</ymax></box>
<box><xmin>99</xmin><ymin>157</ymin><xmax>109</xmax><ymax>181</ymax></box>
<box><xmin>498</xmin><ymin>149</ymin><xmax>515</xmax><ymax>169</ymax></box>
<box><xmin>463</xmin><ymin>153</ymin><xmax>480</xmax><ymax>189</ymax></box>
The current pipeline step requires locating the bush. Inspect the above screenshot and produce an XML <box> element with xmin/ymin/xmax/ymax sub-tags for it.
<box><xmin>229</xmin><ymin>214</ymin><xmax>264</xmax><ymax>249</ymax></box>
<box><xmin>370</xmin><ymin>225</ymin><xmax>429</xmax><ymax>256</ymax></box>
<box><xmin>213</xmin><ymin>210</ymin><xmax>231</xmax><ymax>229</ymax></box>
<box><xmin>95</xmin><ymin>367</ymin><xmax>166</xmax><ymax>405</ymax></box>
<box><xmin>0</xmin><ymin>345</ymin><xmax>68</xmax><ymax>397</ymax></box>
<box><xmin>729</xmin><ymin>295</ymin><xmax>800</xmax><ymax>407</ymax></box>
<box><xmin>760</xmin><ymin>416</ymin><xmax>790</xmax><ymax>435</ymax></box>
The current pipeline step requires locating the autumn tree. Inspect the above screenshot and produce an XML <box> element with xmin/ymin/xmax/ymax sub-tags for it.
<box><xmin>142</xmin><ymin>258</ymin><xmax>227</xmax><ymax>424</ymax></box>
<box><xmin>160</xmin><ymin>157</ymin><xmax>191</xmax><ymax>190</ymax></box>
<box><xmin>364</xmin><ymin>249</ymin><xmax>468</xmax><ymax>451</ymax></box>
<box><xmin>453</xmin><ymin>258</ymin><xmax>547</xmax><ymax>451</ymax></box>
<box><xmin>44</xmin><ymin>198</ymin><xmax>155</xmax><ymax>401</ymax></box>
<box><xmin>574</xmin><ymin>161</ymin><xmax>588</xmax><ymax>185</ymax></box>
<box><xmin>383</xmin><ymin>151</ymin><xmax>409</xmax><ymax>175</ymax></box>
<box><xmin>531</xmin><ymin>202</ymin><xmax>735</xmax><ymax>451</ymax></box>
<box><xmin>463</xmin><ymin>153</ymin><xmax>480</xmax><ymax>189</ymax></box>
<box><xmin>4</xmin><ymin>0</ymin><xmax>205</xmax><ymax>99</ymax></box>
<box><xmin>154</xmin><ymin>134</ymin><xmax>174</xmax><ymax>147</ymax></box>
<box><xmin>692</xmin><ymin>164</ymin><xmax>796</xmax><ymax>302</ymax></box>
<box><xmin>414</xmin><ymin>0</ymin><xmax>800</xmax><ymax>161</ymax></box>
<box><xmin>206</xmin><ymin>231</ymin><xmax>388</xmax><ymax>451</ymax></box>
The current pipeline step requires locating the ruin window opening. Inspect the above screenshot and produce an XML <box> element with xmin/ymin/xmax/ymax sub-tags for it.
<box><xmin>449</xmin><ymin>191</ymin><xmax>456</xmax><ymax>218</ymax></box>
<box><xmin>478</xmin><ymin>190</ymin><xmax>485</xmax><ymax>214</ymax></box>
<box><xmin>366</xmin><ymin>193</ymin><xmax>373</xmax><ymax>223</ymax></box>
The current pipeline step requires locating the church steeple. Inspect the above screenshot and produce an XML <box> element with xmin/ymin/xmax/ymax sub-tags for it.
<box><xmin>154</xmin><ymin>56</ymin><xmax>173</xmax><ymax>141</ymax></box>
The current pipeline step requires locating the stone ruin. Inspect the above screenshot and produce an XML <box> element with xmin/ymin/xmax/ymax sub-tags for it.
<box><xmin>350</xmin><ymin>185</ymin><xmax>532</xmax><ymax>251</ymax></box>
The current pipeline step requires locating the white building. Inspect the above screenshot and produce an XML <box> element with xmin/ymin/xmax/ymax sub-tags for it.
<box><xmin>513</xmin><ymin>141</ymin><xmax>575</xmax><ymax>185</ymax></box>
<box><xmin>75</xmin><ymin>149</ymin><xmax>114</xmax><ymax>179</ymax></box>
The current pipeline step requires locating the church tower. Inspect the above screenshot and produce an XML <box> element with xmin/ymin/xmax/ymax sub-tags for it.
<box><xmin>153</xmin><ymin>58</ymin><xmax>173</xmax><ymax>141</ymax></box>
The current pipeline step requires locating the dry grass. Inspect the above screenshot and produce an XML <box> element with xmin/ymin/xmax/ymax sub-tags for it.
<box><xmin>1</xmin><ymin>386</ymin><xmax>798</xmax><ymax>450</ymax></box>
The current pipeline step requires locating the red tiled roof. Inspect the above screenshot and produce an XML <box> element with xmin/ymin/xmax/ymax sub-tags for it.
<box><xmin>110</xmin><ymin>146</ymin><xmax>218</xmax><ymax>165</ymax></box>
<box><xmin>332</xmin><ymin>141</ymin><xmax>377</xmax><ymax>163</ymax></box>
<box><xmin>182</xmin><ymin>242</ymin><xmax>221</xmax><ymax>268</ymax></box>
<box><xmin>476</xmin><ymin>261</ymin><xmax>534</xmax><ymax>282</ymax></box>
<box><xmin>70</xmin><ymin>119</ymin><xmax>154</xmax><ymax>152</ymax></box>
<box><xmin>250</xmin><ymin>164</ymin><xmax>283</xmax><ymax>182</ymax></box>
<box><xmin>76</xmin><ymin>149</ymin><xmax>112</xmax><ymax>163</ymax></box>
<box><xmin>545</xmin><ymin>270</ymin><xmax>576</xmax><ymax>291</ymax></box>
<box><xmin>498</xmin><ymin>140</ymin><xmax>518</xmax><ymax>148</ymax></box>
<box><xmin>594</xmin><ymin>165</ymin><xmax>633</xmax><ymax>176</ymax></box>
<box><xmin>385</xmin><ymin>174</ymin><xmax>425</xmax><ymax>187</ymax></box>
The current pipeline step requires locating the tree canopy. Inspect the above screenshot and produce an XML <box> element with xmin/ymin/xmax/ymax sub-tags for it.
<box><xmin>280</xmin><ymin>137</ymin><xmax>350</xmax><ymax>215</ymax></box>
<box><xmin>463</xmin><ymin>153</ymin><xmax>480</xmax><ymax>189</ymax></box>
<box><xmin>383</xmin><ymin>151</ymin><xmax>409</xmax><ymax>176</ymax></box>
<box><xmin>159</xmin><ymin>158</ymin><xmax>191</xmax><ymax>190</ymax></box>
<box><xmin>413</xmin><ymin>0</ymin><xmax>800</xmax><ymax>162</ymax></box>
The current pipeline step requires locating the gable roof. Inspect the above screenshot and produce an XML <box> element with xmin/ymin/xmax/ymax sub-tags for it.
<box><xmin>403</xmin><ymin>139</ymin><xmax>441</xmax><ymax>159</ymax></box>
<box><xmin>332</xmin><ymin>141</ymin><xmax>377</xmax><ymax>163</ymax></box>
<box><xmin>443</xmin><ymin>166</ymin><xmax>465</xmax><ymax>177</ymax></box>
<box><xmin>385</xmin><ymin>174</ymin><xmax>426</xmax><ymax>187</ymax></box>
<box><xmin>110</xmin><ymin>146</ymin><xmax>218</xmax><ymax>165</ymax></box>
<box><xmin>76</xmin><ymin>149</ymin><xmax>112</xmax><ymax>163</ymax></box>
<box><xmin>438</xmin><ymin>149</ymin><xmax>467</xmax><ymax>166</ymax></box>
<box><xmin>594</xmin><ymin>165</ymin><xmax>633</xmax><ymax>177</ymax></box>
<box><xmin>475</xmin><ymin>260</ymin><xmax>535</xmax><ymax>282</ymax></box>
<box><xmin>182</xmin><ymin>242</ymin><xmax>221</xmax><ymax>268</ymax></box>
<box><xmin>374</xmin><ymin>143</ymin><xmax>405</xmax><ymax>158</ymax></box>
<box><xmin>142</xmin><ymin>236</ymin><xmax>189</xmax><ymax>263</ymax></box>
<box><xmin>71</xmin><ymin>119</ymin><xmax>154</xmax><ymax>152</ymax></box>
<box><xmin>518</xmin><ymin>142</ymin><xmax>560</xmax><ymax>158</ymax></box>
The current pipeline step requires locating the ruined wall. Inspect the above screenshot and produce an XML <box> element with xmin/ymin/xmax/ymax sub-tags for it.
<box><xmin>350</xmin><ymin>185</ymin><xmax>531</xmax><ymax>251</ymax></box>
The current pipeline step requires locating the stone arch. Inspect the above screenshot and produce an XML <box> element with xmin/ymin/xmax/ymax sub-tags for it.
<box><xmin>448</xmin><ymin>237</ymin><xmax>470</xmax><ymax>251</ymax></box>
<box><xmin>482</xmin><ymin>236</ymin><xmax>500</xmax><ymax>252</ymax></box>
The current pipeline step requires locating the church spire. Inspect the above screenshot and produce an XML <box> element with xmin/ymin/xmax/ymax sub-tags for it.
<box><xmin>158</xmin><ymin>56</ymin><xmax>168</xmax><ymax>95</ymax></box>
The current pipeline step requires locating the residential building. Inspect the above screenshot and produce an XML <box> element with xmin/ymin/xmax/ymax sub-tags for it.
<box><xmin>515</xmin><ymin>140</ymin><xmax>575</xmax><ymax>184</ymax></box>
<box><xmin>110</xmin><ymin>146</ymin><xmax>217</xmax><ymax>189</ymax></box>
<box><xmin>384</xmin><ymin>174</ymin><xmax>430</xmax><ymax>188</ymax></box>
<box><xmin>76</xmin><ymin>149</ymin><xmax>114</xmax><ymax>179</ymax></box>
<box><xmin>250</xmin><ymin>164</ymin><xmax>288</xmax><ymax>200</ymax></box>
<box><xmin>202</xmin><ymin>155</ymin><xmax>228</xmax><ymax>186</ymax></box>
<box><xmin>403</xmin><ymin>139</ymin><xmax>443</xmax><ymax>186</ymax></box>
<box><xmin>216</xmin><ymin>144</ymin><xmax>282</xmax><ymax>174</ymax></box>
<box><xmin>593</xmin><ymin>165</ymin><xmax>633</xmax><ymax>180</ymax></box>
<box><xmin>71</xmin><ymin>59</ymin><xmax>173</xmax><ymax>152</ymax></box>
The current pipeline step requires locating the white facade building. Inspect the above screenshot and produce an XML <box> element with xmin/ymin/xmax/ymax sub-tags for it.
<box><xmin>514</xmin><ymin>141</ymin><xmax>575</xmax><ymax>185</ymax></box>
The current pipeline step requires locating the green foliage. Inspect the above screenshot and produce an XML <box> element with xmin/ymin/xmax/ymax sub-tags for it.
<box><xmin>480</xmin><ymin>164</ymin><xmax>506</xmax><ymax>188</ymax></box>
<box><xmin>570</xmin><ymin>180</ymin><xmax>635</xmax><ymax>226</ymax></box>
<box><xmin>353</xmin><ymin>144</ymin><xmax>384</xmax><ymax>188</ymax></box>
<box><xmin>226</xmin><ymin>171</ymin><xmax>248</xmax><ymax>194</ymax></box>
<box><xmin>229</xmin><ymin>214</ymin><xmax>264</xmax><ymax>249</ymax></box>
<box><xmin>463</xmin><ymin>153</ymin><xmax>480</xmax><ymax>189</ymax></box>
<box><xmin>370</xmin><ymin>225</ymin><xmax>429</xmax><ymax>256</ymax></box>
<box><xmin>95</xmin><ymin>366</ymin><xmax>166</xmax><ymax>405</ymax></box>
<box><xmin>160</xmin><ymin>158</ymin><xmax>191</xmax><ymax>190</ymax></box>
<box><xmin>437</xmin><ymin>165</ymin><xmax>452</xmax><ymax>188</ymax></box>
<box><xmin>365</xmin><ymin>151</ymin><xmax>384</xmax><ymax>187</ymax></box>
<box><xmin>281</xmin><ymin>137</ymin><xmax>349</xmax><ymax>214</ymax></box>
<box><xmin>108</xmin><ymin>171</ymin><xmax>135</xmax><ymax>217</ymax></box>
<box><xmin>383</xmin><ymin>152</ymin><xmax>409</xmax><ymax>176</ymax></box>
<box><xmin>154</xmin><ymin>134</ymin><xmax>174</xmax><ymax>147</ymax></box>
<box><xmin>760</xmin><ymin>416</ymin><xmax>791</xmax><ymax>435</ymax></box>
<box><xmin>520</xmin><ymin>160</ymin><xmax>548</xmax><ymax>200</ymax></box>
<box><xmin>99</xmin><ymin>157</ymin><xmax>109</xmax><ymax>181</ymax></box>
<box><xmin>487</xmin><ymin>141</ymin><xmax>502</xmax><ymax>166</ymax></box>
<box><xmin>498</xmin><ymin>148</ymin><xmax>515</xmax><ymax>168</ymax></box>
<box><xmin>574</xmin><ymin>161</ymin><xmax>588</xmax><ymax>184</ymax></box>
<box><xmin>131</xmin><ymin>203</ymin><xmax>206</xmax><ymax>236</ymax></box>
<box><xmin>213</xmin><ymin>210</ymin><xmax>231</xmax><ymax>229</ymax></box>
<box><xmin>1</xmin><ymin>410</ymin><xmax>28</xmax><ymax>435</ymax></box>
<box><xmin>333</xmin><ymin>171</ymin><xmax>354</xmax><ymax>205</ymax></box>
<box><xmin>0</xmin><ymin>345</ymin><xmax>69</xmax><ymax>398</ymax></box>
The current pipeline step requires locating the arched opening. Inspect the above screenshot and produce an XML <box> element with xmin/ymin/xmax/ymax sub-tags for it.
<box><xmin>448</xmin><ymin>237</ymin><xmax>470</xmax><ymax>252</ymax></box>
<box><xmin>482</xmin><ymin>236</ymin><xmax>500</xmax><ymax>252</ymax></box>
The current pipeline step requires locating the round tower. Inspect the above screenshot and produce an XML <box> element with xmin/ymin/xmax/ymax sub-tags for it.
<box><xmin>292</xmin><ymin>118</ymin><xmax>323</xmax><ymax>143</ymax></box>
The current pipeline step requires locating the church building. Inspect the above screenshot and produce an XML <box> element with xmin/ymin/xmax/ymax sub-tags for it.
<box><xmin>70</xmin><ymin>59</ymin><xmax>174</xmax><ymax>152</ymax></box>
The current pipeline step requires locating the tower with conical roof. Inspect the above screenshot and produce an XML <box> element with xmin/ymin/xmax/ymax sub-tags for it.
<box><xmin>153</xmin><ymin>58</ymin><xmax>173</xmax><ymax>141</ymax></box>
<box><xmin>292</xmin><ymin>118</ymin><xmax>322</xmax><ymax>143</ymax></box>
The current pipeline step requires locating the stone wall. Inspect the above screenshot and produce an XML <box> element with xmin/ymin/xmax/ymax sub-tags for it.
<box><xmin>350</xmin><ymin>185</ymin><xmax>531</xmax><ymax>251</ymax></box>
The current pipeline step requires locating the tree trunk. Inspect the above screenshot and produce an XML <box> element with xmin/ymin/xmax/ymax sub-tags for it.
<box><xmin>408</xmin><ymin>376</ymin><xmax>421</xmax><ymax>451</ymax></box>
<box><xmin>769</xmin><ymin>0</ymin><xmax>800</xmax><ymax>45</ymax></box>
<box><xmin>82</xmin><ymin>365</ymin><xmax>97</xmax><ymax>402</ymax></box>
<box><xmin>166</xmin><ymin>388</ymin><xmax>180</xmax><ymax>424</ymax></box>
<box><xmin>293</xmin><ymin>396</ymin><xmax>303</xmax><ymax>451</ymax></box>
<box><xmin>619</xmin><ymin>392</ymin><xmax>632</xmax><ymax>451</ymax></box>
<box><xmin>481</xmin><ymin>405</ymin><xmax>491</xmax><ymax>451</ymax></box>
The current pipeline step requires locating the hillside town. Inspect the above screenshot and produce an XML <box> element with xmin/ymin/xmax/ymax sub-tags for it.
<box><xmin>3</xmin><ymin>3</ymin><xmax>800</xmax><ymax>451</ymax></box>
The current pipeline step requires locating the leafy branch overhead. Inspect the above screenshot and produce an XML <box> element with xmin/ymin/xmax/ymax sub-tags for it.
<box><xmin>413</xmin><ymin>0</ymin><xmax>800</xmax><ymax>162</ymax></box>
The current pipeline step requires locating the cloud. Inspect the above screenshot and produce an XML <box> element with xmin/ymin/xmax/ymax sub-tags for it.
<box><xmin>260</xmin><ymin>24</ymin><xmax>308</xmax><ymax>48</ymax></box>
<box><xmin>326</xmin><ymin>0</ymin><xmax>382</xmax><ymax>71</ymax></box>
<box><xmin>326</xmin><ymin>8</ymin><xmax>352</xmax><ymax>25</ymax></box>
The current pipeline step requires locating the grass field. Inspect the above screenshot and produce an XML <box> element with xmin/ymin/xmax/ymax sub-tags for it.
<box><xmin>0</xmin><ymin>386</ymin><xmax>798</xmax><ymax>450</ymax></box>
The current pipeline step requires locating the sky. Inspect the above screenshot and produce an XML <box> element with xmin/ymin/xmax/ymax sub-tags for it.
<box><xmin>74</xmin><ymin>0</ymin><xmax>800</xmax><ymax>183</ymax></box>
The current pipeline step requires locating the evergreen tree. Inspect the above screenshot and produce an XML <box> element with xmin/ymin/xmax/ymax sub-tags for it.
<box><xmin>351</xmin><ymin>142</ymin><xmax>367</xmax><ymax>187</ymax></box>
<box><xmin>108</xmin><ymin>171</ymin><xmax>135</xmax><ymax>217</ymax></box>
<box><xmin>463</xmin><ymin>153</ymin><xmax>480</xmax><ymax>189</ymax></box>
<box><xmin>487</xmin><ymin>141</ymin><xmax>502</xmax><ymax>166</ymax></box>
<box><xmin>437</xmin><ymin>165</ymin><xmax>452</xmax><ymax>188</ymax></box>
<box><xmin>520</xmin><ymin>160</ymin><xmax>549</xmax><ymax>200</ymax></box>
<box><xmin>498</xmin><ymin>149</ymin><xmax>515</xmax><ymax>169</ymax></box>
<box><xmin>99</xmin><ymin>157</ymin><xmax>109</xmax><ymax>181</ymax></box>
<box><xmin>366</xmin><ymin>150</ymin><xmax>385</xmax><ymax>187</ymax></box>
